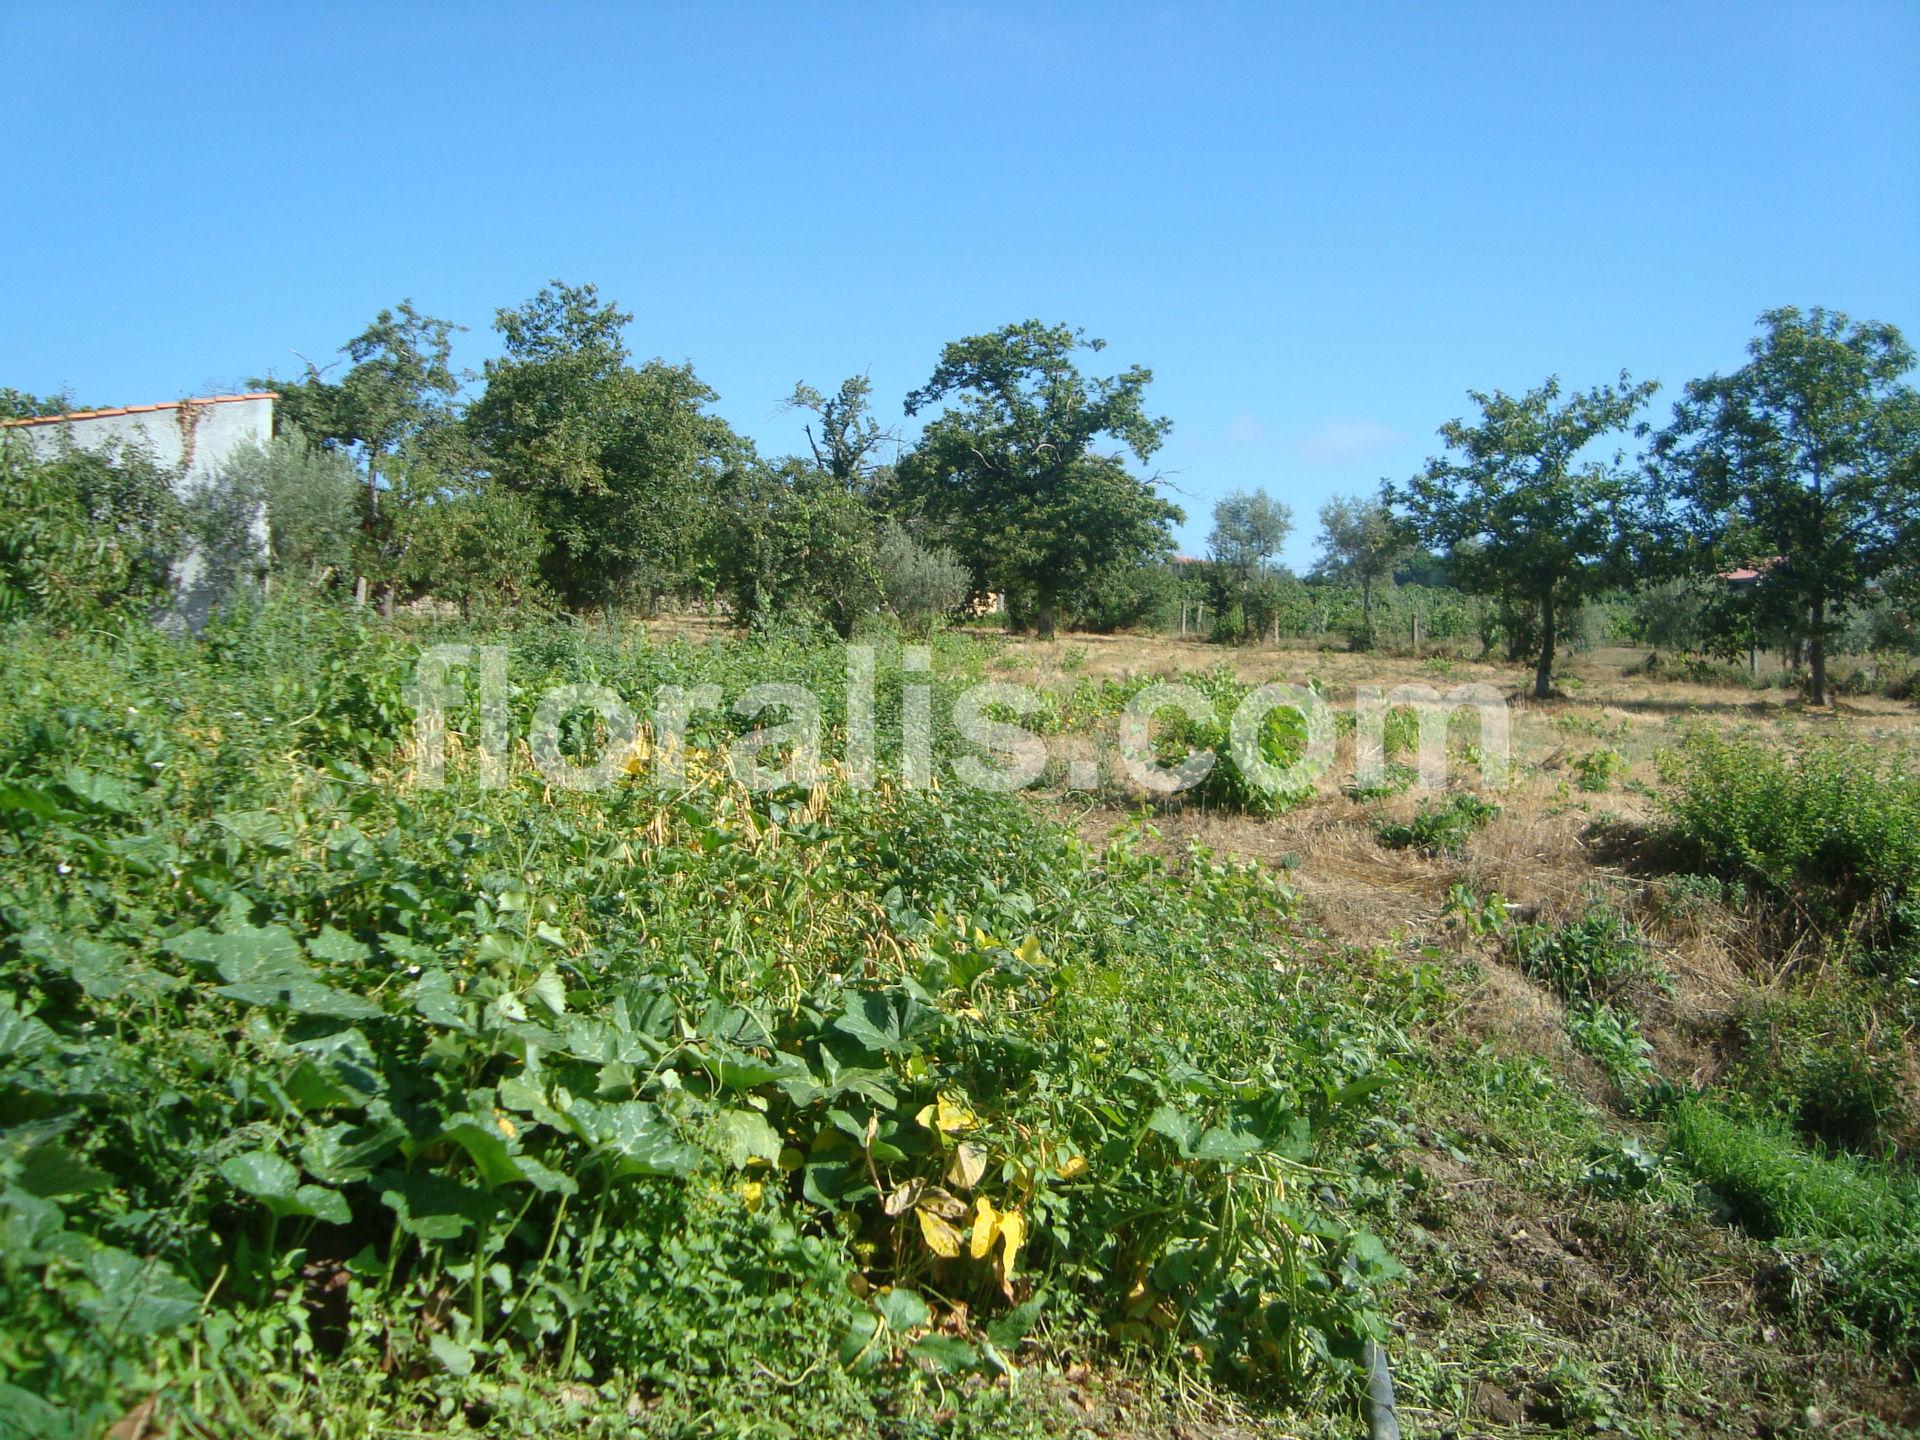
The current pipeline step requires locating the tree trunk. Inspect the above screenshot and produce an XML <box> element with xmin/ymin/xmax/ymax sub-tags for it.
<box><xmin>1533</xmin><ymin>590</ymin><xmax>1557</xmax><ymax>700</ymax></box>
<box><xmin>1808</xmin><ymin>595</ymin><xmax>1828</xmax><ymax>705</ymax></box>
<box><xmin>1036</xmin><ymin>590</ymin><xmax>1058</xmax><ymax>641</ymax></box>
<box><xmin>1361</xmin><ymin>576</ymin><xmax>1374</xmax><ymax>650</ymax></box>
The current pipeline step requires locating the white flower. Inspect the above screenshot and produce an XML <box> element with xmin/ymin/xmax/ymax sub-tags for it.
<box><xmin>56</xmin><ymin>863</ymin><xmax>71</xmax><ymax>875</ymax></box>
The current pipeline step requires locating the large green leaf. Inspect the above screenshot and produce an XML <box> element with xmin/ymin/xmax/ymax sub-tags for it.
<box><xmin>566</xmin><ymin>1099</ymin><xmax>700</xmax><ymax>1179</ymax></box>
<box><xmin>171</xmin><ymin>925</ymin><xmax>380</xmax><ymax>1020</ymax></box>
<box><xmin>60</xmin><ymin>766</ymin><xmax>136</xmax><ymax>815</ymax></box>
<box><xmin>832</xmin><ymin>990</ymin><xmax>934</xmax><ymax>1054</ymax></box>
<box><xmin>15</xmin><ymin>1142</ymin><xmax>112</xmax><ymax>1199</ymax></box>
<box><xmin>0</xmin><ymin>780</ymin><xmax>70</xmax><ymax>823</ymax></box>
<box><xmin>221</xmin><ymin>1148</ymin><xmax>299</xmax><ymax>1201</ymax></box>
<box><xmin>378</xmin><ymin>1170</ymin><xmax>503</xmax><ymax>1240</ymax></box>
<box><xmin>19</xmin><ymin>927</ymin><xmax>179</xmax><ymax>1002</ymax></box>
<box><xmin>0</xmin><ymin>1000</ymin><xmax>56</xmax><ymax>1062</ymax></box>
<box><xmin>874</xmin><ymin>1285</ymin><xmax>931</xmax><ymax>1333</ymax></box>
<box><xmin>74</xmin><ymin>1247</ymin><xmax>199</xmax><ymax>1336</ymax></box>
<box><xmin>706</xmin><ymin>1108</ymin><xmax>782</xmax><ymax>1170</ymax></box>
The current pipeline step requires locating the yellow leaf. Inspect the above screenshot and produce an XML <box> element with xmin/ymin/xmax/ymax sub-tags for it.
<box><xmin>917</xmin><ymin>1207</ymin><xmax>963</xmax><ymax>1259</ymax></box>
<box><xmin>919</xmin><ymin>1185</ymin><xmax>967</xmax><ymax>1219</ymax></box>
<box><xmin>970</xmin><ymin>1197</ymin><xmax>998</xmax><ymax>1260</ymax></box>
<box><xmin>1057</xmin><ymin>1154</ymin><xmax>1088</xmax><ymax>1180</ymax></box>
<box><xmin>996</xmin><ymin>1209</ymin><xmax>1027</xmax><ymax>1275</ymax></box>
<box><xmin>741</xmin><ymin>1181</ymin><xmax>764</xmax><ymax>1213</ymax></box>
<box><xmin>948</xmin><ymin>1142</ymin><xmax>987</xmax><ymax>1191</ymax></box>
<box><xmin>883</xmin><ymin>1179</ymin><xmax>926</xmax><ymax>1217</ymax></box>
<box><xmin>934</xmin><ymin>1092</ymin><xmax>977</xmax><ymax>1134</ymax></box>
<box><xmin>914</xmin><ymin>1103</ymin><xmax>936</xmax><ymax>1130</ymax></box>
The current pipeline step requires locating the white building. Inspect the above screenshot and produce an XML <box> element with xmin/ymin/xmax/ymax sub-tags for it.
<box><xmin>2</xmin><ymin>392</ymin><xmax>276</xmax><ymax>623</ymax></box>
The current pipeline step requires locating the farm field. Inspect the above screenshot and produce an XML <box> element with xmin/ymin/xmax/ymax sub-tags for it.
<box><xmin>7</xmin><ymin>6</ymin><xmax>1917</xmax><ymax>1436</ymax></box>
<box><xmin>4</xmin><ymin>604</ymin><xmax>1917</xmax><ymax>1438</ymax></box>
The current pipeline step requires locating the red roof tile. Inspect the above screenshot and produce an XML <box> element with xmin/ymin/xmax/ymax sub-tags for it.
<box><xmin>1</xmin><ymin>392</ymin><xmax>278</xmax><ymax>429</ymax></box>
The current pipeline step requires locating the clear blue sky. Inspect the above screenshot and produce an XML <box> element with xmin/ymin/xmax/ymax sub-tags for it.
<box><xmin>3</xmin><ymin>3</ymin><xmax>1915</xmax><ymax>570</ymax></box>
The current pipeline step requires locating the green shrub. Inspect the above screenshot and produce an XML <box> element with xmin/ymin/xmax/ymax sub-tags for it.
<box><xmin>1658</xmin><ymin>732</ymin><xmax>1920</xmax><ymax>965</ymax></box>
<box><xmin>873</xmin><ymin>520</ymin><xmax>970</xmax><ymax>634</ymax></box>
<box><xmin>1509</xmin><ymin>904</ymin><xmax>1664</xmax><ymax>1005</ymax></box>
<box><xmin>1376</xmin><ymin>794</ymin><xmax>1498</xmax><ymax>855</ymax></box>
<box><xmin>0</xmin><ymin>435</ymin><xmax>183</xmax><ymax>620</ymax></box>
<box><xmin>1565</xmin><ymin>1001</ymin><xmax>1655</xmax><ymax>1086</ymax></box>
<box><xmin>1573</xmin><ymin>747</ymin><xmax>1624</xmax><ymax>792</ymax></box>
<box><xmin>1729</xmin><ymin>993</ymin><xmax>1903</xmax><ymax>1155</ymax></box>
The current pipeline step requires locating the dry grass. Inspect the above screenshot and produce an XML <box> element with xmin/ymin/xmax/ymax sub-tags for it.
<box><xmin>1019</xmin><ymin>628</ymin><xmax>1919</xmax><ymax>1120</ymax></box>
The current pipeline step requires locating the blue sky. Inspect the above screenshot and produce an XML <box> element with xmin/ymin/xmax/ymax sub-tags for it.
<box><xmin>3</xmin><ymin>3</ymin><xmax>1915</xmax><ymax>570</ymax></box>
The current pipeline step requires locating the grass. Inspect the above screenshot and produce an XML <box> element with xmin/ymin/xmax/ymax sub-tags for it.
<box><xmin>1668</xmin><ymin>1100</ymin><xmax>1920</xmax><ymax>1351</ymax></box>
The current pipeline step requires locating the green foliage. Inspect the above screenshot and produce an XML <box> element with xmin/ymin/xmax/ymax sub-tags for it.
<box><xmin>0</xmin><ymin>434</ymin><xmax>183</xmax><ymax>621</ymax></box>
<box><xmin>714</xmin><ymin>457</ymin><xmax>881</xmax><ymax>636</ymax></box>
<box><xmin>466</xmin><ymin>280</ymin><xmax>743</xmax><ymax>608</ymax></box>
<box><xmin>1206</xmin><ymin>490</ymin><xmax>1292</xmax><ymax>643</ymax></box>
<box><xmin>1313</xmin><ymin>495</ymin><xmax>1412</xmax><ymax>649</ymax></box>
<box><xmin>1508</xmin><ymin>904</ymin><xmax>1664</xmax><ymax>1006</ymax></box>
<box><xmin>1657</xmin><ymin>730</ymin><xmax>1920</xmax><ymax>968</ymax></box>
<box><xmin>396</xmin><ymin>474</ymin><xmax>551</xmax><ymax>613</ymax></box>
<box><xmin>1572</xmin><ymin>747</ymin><xmax>1624</xmax><ymax>792</ymax></box>
<box><xmin>872</xmin><ymin>520</ymin><xmax>970</xmax><ymax>634</ymax></box>
<box><xmin>1668</xmin><ymin>1101</ymin><xmax>1920</xmax><ymax>1350</ymax></box>
<box><xmin>1650</xmin><ymin>307</ymin><xmax>1920</xmax><ymax>704</ymax></box>
<box><xmin>1375</xmin><ymin>795</ymin><xmax>1498</xmax><ymax>855</ymax></box>
<box><xmin>227</xmin><ymin>434</ymin><xmax>361</xmax><ymax>586</ymax></box>
<box><xmin>1441</xmin><ymin>884</ymin><xmax>1512</xmax><ymax>938</ymax></box>
<box><xmin>1564</xmin><ymin>1001</ymin><xmax>1655</xmax><ymax>1088</ymax></box>
<box><xmin>901</xmin><ymin>321</ymin><xmax>1181</xmax><ymax>638</ymax></box>
<box><xmin>1393</xmin><ymin>373</ymin><xmax>1659</xmax><ymax>696</ymax></box>
<box><xmin>0</xmin><ymin>606</ymin><xmax>1415</xmax><ymax>1431</ymax></box>
<box><xmin>1727</xmin><ymin>992</ymin><xmax>1903</xmax><ymax>1155</ymax></box>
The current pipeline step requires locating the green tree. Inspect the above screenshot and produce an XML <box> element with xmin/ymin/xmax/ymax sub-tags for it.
<box><xmin>342</xmin><ymin>302</ymin><xmax>462</xmax><ymax>517</ymax></box>
<box><xmin>1207</xmin><ymin>488</ymin><xmax>1293</xmax><ymax>642</ymax></box>
<box><xmin>711</xmin><ymin>452</ymin><xmax>880</xmax><ymax>635</ymax></box>
<box><xmin>900</xmin><ymin>321</ymin><xmax>1180</xmax><ymax>638</ymax></box>
<box><xmin>218</xmin><ymin>434</ymin><xmax>360</xmax><ymax>587</ymax></box>
<box><xmin>1313</xmin><ymin>493</ymin><xmax>1412</xmax><ymax>648</ymax></box>
<box><xmin>0</xmin><ymin>389</ymin><xmax>73</xmax><ymax>421</ymax></box>
<box><xmin>1394</xmin><ymin>373</ymin><xmax>1658</xmax><ymax>698</ymax></box>
<box><xmin>1650</xmin><ymin>307</ymin><xmax>1920</xmax><ymax>705</ymax></box>
<box><xmin>783</xmin><ymin>375</ymin><xmax>896</xmax><ymax>492</ymax></box>
<box><xmin>0</xmin><ymin>435</ymin><xmax>182</xmax><ymax>620</ymax></box>
<box><xmin>467</xmin><ymin>281</ymin><xmax>742</xmax><ymax>609</ymax></box>
<box><xmin>873</xmin><ymin>518</ymin><xmax>971</xmax><ymax>634</ymax></box>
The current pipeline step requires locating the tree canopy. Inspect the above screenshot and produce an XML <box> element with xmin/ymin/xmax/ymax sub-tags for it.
<box><xmin>465</xmin><ymin>280</ymin><xmax>744</xmax><ymax>609</ymax></box>
<box><xmin>1313</xmin><ymin>494</ymin><xmax>1412</xmax><ymax>649</ymax></box>
<box><xmin>1650</xmin><ymin>307</ymin><xmax>1920</xmax><ymax>704</ymax></box>
<box><xmin>1394</xmin><ymin>373</ymin><xmax>1658</xmax><ymax>697</ymax></box>
<box><xmin>899</xmin><ymin>321</ymin><xmax>1180</xmax><ymax>637</ymax></box>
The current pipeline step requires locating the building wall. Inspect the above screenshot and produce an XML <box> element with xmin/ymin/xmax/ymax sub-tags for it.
<box><xmin>13</xmin><ymin>395</ymin><xmax>275</xmax><ymax>487</ymax></box>
<box><xmin>8</xmin><ymin>395</ymin><xmax>275</xmax><ymax>624</ymax></box>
